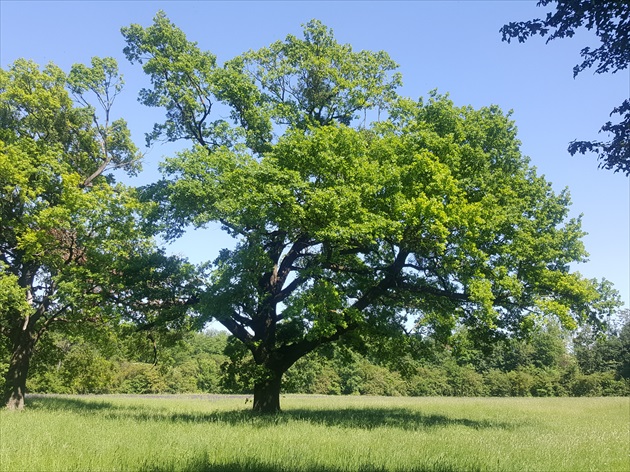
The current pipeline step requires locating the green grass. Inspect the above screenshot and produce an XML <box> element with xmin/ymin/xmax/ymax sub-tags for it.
<box><xmin>1</xmin><ymin>395</ymin><xmax>628</xmax><ymax>471</ymax></box>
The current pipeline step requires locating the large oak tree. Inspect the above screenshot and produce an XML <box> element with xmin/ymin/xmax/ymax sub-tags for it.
<box><xmin>123</xmin><ymin>14</ymin><xmax>618</xmax><ymax>413</ymax></box>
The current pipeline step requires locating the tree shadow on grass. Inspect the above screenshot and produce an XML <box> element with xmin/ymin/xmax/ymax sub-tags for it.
<box><xmin>26</xmin><ymin>395</ymin><xmax>520</xmax><ymax>432</ymax></box>
<box><xmin>27</xmin><ymin>395</ymin><xmax>112</xmax><ymax>408</ymax></box>
<box><xmin>139</xmin><ymin>451</ymin><xmax>480</xmax><ymax>472</ymax></box>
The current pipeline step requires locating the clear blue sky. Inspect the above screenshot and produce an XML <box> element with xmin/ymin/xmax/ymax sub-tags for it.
<box><xmin>2</xmin><ymin>1</ymin><xmax>628</xmax><ymax>309</ymax></box>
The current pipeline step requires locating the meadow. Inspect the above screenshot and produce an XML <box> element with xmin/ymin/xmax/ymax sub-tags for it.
<box><xmin>1</xmin><ymin>395</ymin><xmax>628</xmax><ymax>471</ymax></box>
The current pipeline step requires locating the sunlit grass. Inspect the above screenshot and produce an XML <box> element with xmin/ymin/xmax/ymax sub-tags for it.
<box><xmin>1</xmin><ymin>395</ymin><xmax>628</xmax><ymax>471</ymax></box>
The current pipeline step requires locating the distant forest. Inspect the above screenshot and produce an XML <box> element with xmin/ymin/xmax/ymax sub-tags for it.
<box><xmin>16</xmin><ymin>312</ymin><xmax>629</xmax><ymax>398</ymax></box>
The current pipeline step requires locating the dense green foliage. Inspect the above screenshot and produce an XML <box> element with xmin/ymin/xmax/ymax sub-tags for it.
<box><xmin>2</xmin><ymin>395</ymin><xmax>627</xmax><ymax>471</ymax></box>
<box><xmin>501</xmin><ymin>0</ymin><xmax>630</xmax><ymax>175</ymax></box>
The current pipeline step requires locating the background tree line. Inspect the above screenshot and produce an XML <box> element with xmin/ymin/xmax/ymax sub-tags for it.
<box><xmin>9</xmin><ymin>309</ymin><xmax>628</xmax><ymax>397</ymax></box>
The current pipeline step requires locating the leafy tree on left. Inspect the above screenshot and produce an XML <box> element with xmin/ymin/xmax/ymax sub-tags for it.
<box><xmin>0</xmin><ymin>59</ymin><xmax>199</xmax><ymax>410</ymax></box>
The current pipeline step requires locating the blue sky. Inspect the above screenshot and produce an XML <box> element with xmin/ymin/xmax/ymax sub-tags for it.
<box><xmin>2</xmin><ymin>1</ymin><xmax>628</xmax><ymax>309</ymax></box>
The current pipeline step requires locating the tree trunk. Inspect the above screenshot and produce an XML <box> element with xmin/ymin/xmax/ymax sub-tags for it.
<box><xmin>252</xmin><ymin>369</ymin><xmax>283</xmax><ymax>414</ymax></box>
<box><xmin>3</xmin><ymin>328</ymin><xmax>36</xmax><ymax>410</ymax></box>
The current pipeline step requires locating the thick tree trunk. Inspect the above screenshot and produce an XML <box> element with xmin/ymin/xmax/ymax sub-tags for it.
<box><xmin>3</xmin><ymin>328</ymin><xmax>36</xmax><ymax>410</ymax></box>
<box><xmin>252</xmin><ymin>370</ymin><xmax>283</xmax><ymax>414</ymax></box>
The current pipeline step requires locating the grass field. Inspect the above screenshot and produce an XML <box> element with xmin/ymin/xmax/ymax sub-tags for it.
<box><xmin>0</xmin><ymin>395</ymin><xmax>628</xmax><ymax>471</ymax></box>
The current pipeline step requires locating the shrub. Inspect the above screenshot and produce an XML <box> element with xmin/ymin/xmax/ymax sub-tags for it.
<box><xmin>530</xmin><ymin>368</ymin><xmax>564</xmax><ymax>397</ymax></box>
<box><xmin>406</xmin><ymin>367</ymin><xmax>450</xmax><ymax>396</ymax></box>
<box><xmin>570</xmin><ymin>372</ymin><xmax>630</xmax><ymax>396</ymax></box>
<box><xmin>61</xmin><ymin>346</ymin><xmax>118</xmax><ymax>394</ymax></box>
<box><xmin>484</xmin><ymin>369</ymin><xmax>512</xmax><ymax>396</ymax></box>
<box><xmin>357</xmin><ymin>362</ymin><xmax>407</xmax><ymax>396</ymax></box>
<box><xmin>28</xmin><ymin>343</ymin><xmax>117</xmax><ymax>394</ymax></box>
<box><xmin>507</xmin><ymin>369</ymin><xmax>534</xmax><ymax>396</ymax></box>
<box><xmin>447</xmin><ymin>365</ymin><xmax>487</xmax><ymax>396</ymax></box>
<box><xmin>284</xmin><ymin>358</ymin><xmax>342</xmax><ymax>395</ymax></box>
<box><xmin>166</xmin><ymin>361</ymin><xmax>200</xmax><ymax>393</ymax></box>
<box><xmin>117</xmin><ymin>363</ymin><xmax>168</xmax><ymax>394</ymax></box>
<box><xmin>196</xmin><ymin>356</ymin><xmax>223</xmax><ymax>393</ymax></box>
<box><xmin>570</xmin><ymin>373</ymin><xmax>602</xmax><ymax>396</ymax></box>
<box><xmin>599</xmin><ymin>373</ymin><xmax>630</xmax><ymax>396</ymax></box>
<box><xmin>27</xmin><ymin>370</ymin><xmax>71</xmax><ymax>394</ymax></box>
